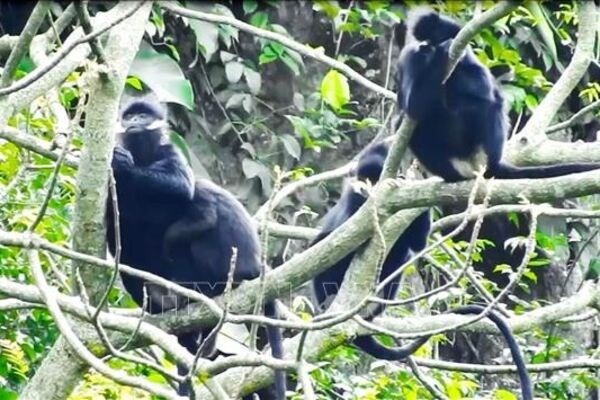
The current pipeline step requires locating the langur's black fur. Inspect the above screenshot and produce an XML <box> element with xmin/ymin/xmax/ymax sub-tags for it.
<box><xmin>106</xmin><ymin>98</ymin><xmax>285</xmax><ymax>399</ymax></box>
<box><xmin>311</xmin><ymin>142</ymin><xmax>431</xmax><ymax>355</ymax></box>
<box><xmin>396</xmin><ymin>8</ymin><xmax>600</xmax><ymax>183</ymax></box>
<box><xmin>312</xmin><ymin>141</ymin><xmax>532</xmax><ymax>400</ymax></box>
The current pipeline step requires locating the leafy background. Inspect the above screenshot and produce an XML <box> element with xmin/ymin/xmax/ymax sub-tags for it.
<box><xmin>0</xmin><ymin>1</ymin><xmax>599</xmax><ymax>399</ymax></box>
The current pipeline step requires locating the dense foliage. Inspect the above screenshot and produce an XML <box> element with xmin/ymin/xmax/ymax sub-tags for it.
<box><xmin>0</xmin><ymin>1</ymin><xmax>599</xmax><ymax>399</ymax></box>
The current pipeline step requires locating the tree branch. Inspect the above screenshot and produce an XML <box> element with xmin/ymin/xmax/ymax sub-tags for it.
<box><xmin>510</xmin><ymin>2</ymin><xmax>598</xmax><ymax>143</ymax></box>
<box><xmin>160</xmin><ymin>2</ymin><xmax>395</xmax><ymax>100</ymax></box>
<box><xmin>444</xmin><ymin>1</ymin><xmax>519</xmax><ymax>82</ymax></box>
<box><xmin>0</xmin><ymin>2</ymin><xmax>50</xmax><ymax>87</ymax></box>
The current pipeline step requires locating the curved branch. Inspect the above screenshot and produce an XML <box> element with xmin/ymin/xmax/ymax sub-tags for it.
<box><xmin>444</xmin><ymin>1</ymin><xmax>519</xmax><ymax>81</ymax></box>
<box><xmin>511</xmin><ymin>2</ymin><xmax>598</xmax><ymax>142</ymax></box>
<box><xmin>160</xmin><ymin>2</ymin><xmax>395</xmax><ymax>100</ymax></box>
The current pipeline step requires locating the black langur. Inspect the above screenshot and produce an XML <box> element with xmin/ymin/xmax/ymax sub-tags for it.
<box><xmin>106</xmin><ymin>98</ymin><xmax>285</xmax><ymax>399</ymax></box>
<box><xmin>311</xmin><ymin>142</ymin><xmax>532</xmax><ymax>400</ymax></box>
<box><xmin>395</xmin><ymin>8</ymin><xmax>600</xmax><ymax>183</ymax></box>
<box><xmin>312</xmin><ymin>142</ymin><xmax>431</xmax><ymax>355</ymax></box>
<box><xmin>162</xmin><ymin>179</ymin><xmax>286</xmax><ymax>399</ymax></box>
<box><xmin>312</xmin><ymin>142</ymin><xmax>431</xmax><ymax>315</ymax></box>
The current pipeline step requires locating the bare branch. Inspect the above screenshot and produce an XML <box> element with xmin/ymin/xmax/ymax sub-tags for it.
<box><xmin>0</xmin><ymin>126</ymin><xmax>78</xmax><ymax>167</ymax></box>
<box><xmin>546</xmin><ymin>99</ymin><xmax>600</xmax><ymax>134</ymax></box>
<box><xmin>74</xmin><ymin>1</ymin><xmax>106</xmax><ymax>64</ymax></box>
<box><xmin>381</xmin><ymin>117</ymin><xmax>416</xmax><ymax>179</ymax></box>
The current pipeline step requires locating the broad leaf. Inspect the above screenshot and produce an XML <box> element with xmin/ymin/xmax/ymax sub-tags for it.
<box><xmin>129</xmin><ymin>41</ymin><xmax>194</xmax><ymax>109</ymax></box>
<box><xmin>225</xmin><ymin>61</ymin><xmax>244</xmax><ymax>83</ymax></box>
<box><xmin>320</xmin><ymin>69</ymin><xmax>350</xmax><ymax>111</ymax></box>
<box><xmin>280</xmin><ymin>134</ymin><xmax>301</xmax><ymax>160</ymax></box>
<box><xmin>189</xmin><ymin>20</ymin><xmax>219</xmax><ymax>60</ymax></box>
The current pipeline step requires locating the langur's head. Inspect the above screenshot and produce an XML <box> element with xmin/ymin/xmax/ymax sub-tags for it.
<box><xmin>119</xmin><ymin>99</ymin><xmax>167</xmax><ymax>134</ymax></box>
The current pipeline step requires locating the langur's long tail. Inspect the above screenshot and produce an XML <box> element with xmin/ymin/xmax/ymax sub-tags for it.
<box><xmin>264</xmin><ymin>301</ymin><xmax>286</xmax><ymax>400</ymax></box>
<box><xmin>491</xmin><ymin>161</ymin><xmax>600</xmax><ymax>179</ymax></box>
<box><xmin>354</xmin><ymin>305</ymin><xmax>532</xmax><ymax>400</ymax></box>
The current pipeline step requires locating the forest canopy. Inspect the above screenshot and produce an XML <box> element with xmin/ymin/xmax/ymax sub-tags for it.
<box><xmin>0</xmin><ymin>1</ymin><xmax>600</xmax><ymax>400</ymax></box>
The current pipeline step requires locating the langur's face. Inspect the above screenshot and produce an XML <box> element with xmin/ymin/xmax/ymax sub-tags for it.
<box><xmin>120</xmin><ymin>111</ymin><xmax>164</xmax><ymax>134</ymax></box>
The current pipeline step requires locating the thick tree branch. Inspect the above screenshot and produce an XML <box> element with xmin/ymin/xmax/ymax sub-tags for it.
<box><xmin>20</xmin><ymin>3</ymin><xmax>153</xmax><ymax>400</ymax></box>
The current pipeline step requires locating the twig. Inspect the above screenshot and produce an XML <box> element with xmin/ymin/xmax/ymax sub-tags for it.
<box><xmin>27</xmin><ymin>125</ymin><xmax>76</xmax><ymax>232</ymax></box>
<box><xmin>333</xmin><ymin>1</ymin><xmax>354</xmax><ymax>58</ymax></box>
<box><xmin>45</xmin><ymin>4</ymin><xmax>77</xmax><ymax>41</ymax></box>
<box><xmin>27</xmin><ymin>248</ymin><xmax>184</xmax><ymax>400</ymax></box>
<box><xmin>74</xmin><ymin>1</ymin><xmax>106</xmax><ymax>64</ymax></box>
<box><xmin>432</xmin><ymin>204</ymin><xmax>600</xmax><ymax>233</ymax></box>
<box><xmin>254</xmin><ymin>163</ymin><xmax>354</xmax><ymax>220</ymax></box>
<box><xmin>189</xmin><ymin>249</ymin><xmax>239</xmax><ymax>399</ymax></box>
<box><xmin>375</xmin><ymin>173</ymin><xmax>486</xmax><ymax>293</ymax></box>
<box><xmin>546</xmin><ymin>99</ymin><xmax>600</xmax><ymax>134</ymax></box>
<box><xmin>413</xmin><ymin>356</ymin><xmax>600</xmax><ymax>374</ymax></box>
<box><xmin>119</xmin><ymin>286</ymin><xmax>148</xmax><ymax>351</ymax></box>
<box><xmin>93</xmin><ymin>172</ymin><xmax>122</xmax><ymax>319</ymax></box>
<box><xmin>0</xmin><ymin>2</ymin><xmax>50</xmax><ymax>87</ymax></box>
<box><xmin>74</xmin><ymin>269</ymin><xmax>184</xmax><ymax>384</ymax></box>
<box><xmin>407</xmin><ymin>357</ymin><xmax>447</xmax><ymax>400</ymax></box>
<box><xmin>297</xmin><ymin>360</ymin><xmax>316</xmax><ymax>400</ymax></box>
<box><xmin>0</xmin><ymin>275</ymin><xmax>195</xmax><ymax>366</ymax></box>
<box><xmin>0</xmin><ymin>2</ymin><xmax>145</xmax><ymax>97</ymax></box>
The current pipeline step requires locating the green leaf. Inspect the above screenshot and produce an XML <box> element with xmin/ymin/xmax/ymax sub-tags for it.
<box><xmin>493</xmin><ymin>388</ymin><xmax>518</xmax><ymax>400</ymax></box>
<box><xmin>0</xmin><ymin>388</ymin><xmax>18</xmax><ymax>400</ymax></box>
<box><xmin>280</xmin><ymin>134</ymin><xmax>301</xmax><ymax>160</ymax></box>
<box><xmin>243</xmin><ymin>0</ymin><xmax>258</xmax><ymax>14</ymax></box>
<box><xmin>169</xmin><ymin>131</ymin><xmax>192</xmax><ymax>165</ymax></box>
<box><xmin>587</xmin><ymin>258</ymin><xmax>600</xmax><ymax>280</ymax></box>
<box><xmin>279</xmin><ymin>52</ymin><xmax>301</xmax><ymax>75</ymax></box>
<box><xmin>125</xmin><ymin>76</ymin><xmax>143</xmax><ymax>90</ymax></box>
<box><xmin>320</xmin><ymin>69</ymin><xmax>350</xmax><ymax>110</ymax></box>
<box><xmin>314</xmin><ymin>0</ymin><xmax>341</xmax><ymax>18</ymax></box>
<box><xmin>250</xmin><ymin>11</ymin><xmax>269</xmax><ymax>28</ymax></box>
<box><xmin>225</xmin><ymin>61</ymin><xmax>244</xmax><ymax>83</ymax></box>
<box><xmin>244</xmin><ymin>67</ymin><xmax>262</xmax><ymax>95</ymax></box>
<box><xmin>525</xmin><ymin>2</ymin><xmax>558</xmax><ymax>63</ymax></box>
<box><xmin>129</xmin><ymin>42</ymin><xmax>194</xmax><ymax>109</ymax></box>
<box><xmin>259</xmin><ymin>46</ymin><xmax>278</xmax><ymax>65</ymax></box>
<box><xmin>189</xmin><ymin>20</ymin><xmax>220</xmax><ymax>60</ymax></box>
